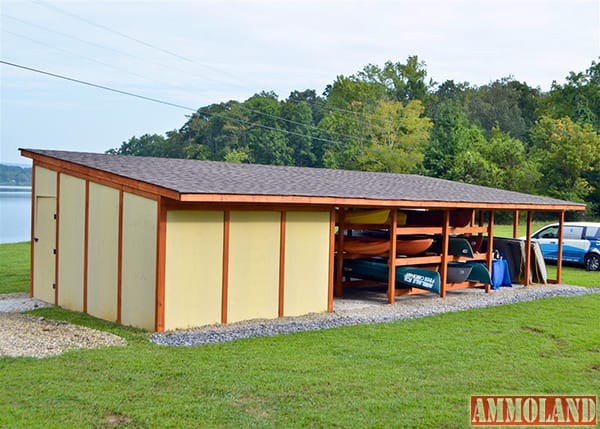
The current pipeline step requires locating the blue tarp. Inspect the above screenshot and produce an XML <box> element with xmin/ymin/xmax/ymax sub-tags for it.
<box><xmin>491</xmin><ymin>258</ymin><xmax>512</xmax><ymax>290</ymax></box>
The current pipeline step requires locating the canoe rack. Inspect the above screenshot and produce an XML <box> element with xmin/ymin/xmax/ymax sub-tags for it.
<box><xmin>335</xmin><ymin>208</ymin><xmax>495</xmax><ymax>302</ymax></box>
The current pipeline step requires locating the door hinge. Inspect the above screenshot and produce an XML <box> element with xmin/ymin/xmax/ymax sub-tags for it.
<box><xmin>53</xmin><ymin>214</ymin><xmax>57</xmax><ymax>220</ymax></box>
<box><xmin>53</xmin><ymin>249</ymin><xmax>56</xmax><ymax>255</ymax></box>
<box><xmin>52</xmin><ymin>283</ymin><xmax>56</xmax><ymax>289</ymax></box>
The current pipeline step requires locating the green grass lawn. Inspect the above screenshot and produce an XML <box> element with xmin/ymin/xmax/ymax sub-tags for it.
<box><xmin>1</xmin><ymin>241</ymin><xmax>598</xmax><ymax>427</ymax></box>
<box><xmin>0</xmin><ymin>242</ymin><xmax>30</xmax><ymax>294</ymax></box>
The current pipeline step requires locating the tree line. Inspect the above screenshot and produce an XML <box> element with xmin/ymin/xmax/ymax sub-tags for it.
<box><xmin>107</xmin><ymin>56</ymin><xmax>600</xmax><ymax>216</ymax></box>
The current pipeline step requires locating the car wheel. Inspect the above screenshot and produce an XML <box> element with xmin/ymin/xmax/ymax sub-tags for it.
<box><xmin>584</xmin><ymin>253</ymin><xmax>600</xmax><ymax>271</ymax></box>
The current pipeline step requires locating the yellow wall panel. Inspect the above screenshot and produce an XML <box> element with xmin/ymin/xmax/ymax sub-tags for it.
<box><xmin>34</xmin><ymin>166</ymin><xmax>56</xmax><ymax>197</ymax></box>
<box><xmin>121</xmin><ymin>193</ymin><xmax>157</xmax><ymax>330</ymax></box>
<box><xmin>87</xmin><ymin>183</ymin><xmax>119</xmax><ymax>321</ymax></box>
<box><xmin>33</xmin><ymin>196</ymin><xmax>56</xmax><ymax>303</ymax></box>
<box><xmin>57</xmin><ymin>174</ymin><xmax>85</xmax><ymax>312</ymax></box>
<box><xmin>228</xmin><ymin>211</ymin><xmax>280</xmax><ymax>323</ymax></box>
<box><xmin>283</xmin><ymin>211</ymin><xmax>330</xmax><ymax>316</ymax></box>
<box><xmin>164</xmin><ymin>211</ymin><xmax>224</xmax><ymax>330</ymax></box>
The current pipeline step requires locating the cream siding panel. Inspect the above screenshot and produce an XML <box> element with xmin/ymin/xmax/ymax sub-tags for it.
<box><xmin>283</xmin><ymin>212</ymin><xmax>330</xmax><ymax>316</ymax></box>
<box><xmin>87</xmin><ymin>183</ymin><xmax>119</xmax><ymax>321</ymax></box>
<box><xmin>228</xmin><ymin>211</ymin><xmax>280</xmax><ymax>323</ymax></box>
<box><xmin>164</xmin><ymin>211</ymin><xmax>224</xmax><ymax>330</ymax></box>
<box><xmin>33</xmin><ymin>197</ymin><xmax>56</xmax><ymax>303</ymax></box>
<box><xmin>121</xmin><ymin>193</ymin><xmax>157</xmax><ymax>330</ymax></box>
<box><xmin>34</xmin><ymin>166</ymin><xmax>57</xmax><ymax>197</ymax></box>
<box><xmin>57</xmin><ymin>174</ymin><xmax>85</xmax><ymax>311</ymax></box>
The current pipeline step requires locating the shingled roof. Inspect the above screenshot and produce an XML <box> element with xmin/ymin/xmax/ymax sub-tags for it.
<box><xmin>21</xmin><ymin>149</ymin><xmax>585</xmax><ymax>211</ymax></box>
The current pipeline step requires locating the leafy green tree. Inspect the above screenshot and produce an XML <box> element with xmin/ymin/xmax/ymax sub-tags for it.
<box><xmin>357</xmin><ymin>56</ymin><xmax>433</xmax><ymax>103</ymax></box>
<box><xmin>530</xmin><ymin>116</ymin><xmax>600</xmax><ymax>202</ymax></box>
<box><xmin>180</xmin><ymin>101</ymin><xmax>245</xmax><ymax>161</ymax></box>
<box><xmin>358</xmin><ymin>100</ymin><xmax>432</xmax><ymax>173</ymax></box>
<box><xmin>107</xmin><ymin>133</ymin><xmax>185</xmax><ymax>158</ymax></box>
<box><xmin>318</xmin><ymin>108</ymin><xmax>363</xmax><ymax>170</ymax></box>
<box><xmin>464</xmin><ymin>77</ymin><xmax>531</xmax><ymax>142</ymax></box>
<box><xmin>481</xmin><ymin>127</ymin><xmax>540</xmax><ymax>192</ymax></box>
<box><xmin>423</xmin><ymin>101</ymin><xmax>483</xmax><ymax>179</ymax></box>
<box><xmin>280</xmin><ymin>100</ymin><xmax>316</xmax><ymax>166</ymax></box>
<box><xmin>541</xmin><ymin>59</ymin><xmax>600</xmax><ymax>132</ymax></box>
<box><xmin>242</xmin><ymin>92</ymin><xmax>293</xmax><ymax>165</ymax></box>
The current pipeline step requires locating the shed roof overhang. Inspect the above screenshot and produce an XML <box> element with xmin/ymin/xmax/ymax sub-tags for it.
<box><xmin>20</xmin><ymin>149</ymin><xmax>586</xmax><ymax>212</ymax></box>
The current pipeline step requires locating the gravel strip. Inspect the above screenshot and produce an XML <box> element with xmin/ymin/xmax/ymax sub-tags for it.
<box><xmin>0</xmin><ymin>313</ymin><xmax>127</xmax><ymax>358</ymax></box>
<box><xmin>0</xmin><ymin>293</ymin><xmax>127</xmax><ymax>358</ymax></box>
<box><xmin>151</xmin><ymin>285</ymin><xmax>600</xmax><ymax>347</ymax></box>
<box><xmin>0</xmin><ymin>292</ymin><xmax>53</xmax><ymax>313</ymax></box>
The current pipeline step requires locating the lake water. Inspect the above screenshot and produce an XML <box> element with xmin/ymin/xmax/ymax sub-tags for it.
<box><xmin>0</xmin><ymin>187</ymin><xmax>32</xmax><ymax>244</ymax></box>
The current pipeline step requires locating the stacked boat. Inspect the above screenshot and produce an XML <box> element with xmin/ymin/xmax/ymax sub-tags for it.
<box><xmin>337</xmin><ymin>208</ymin><xmax>492</xmax><ymax>295</ymax></box>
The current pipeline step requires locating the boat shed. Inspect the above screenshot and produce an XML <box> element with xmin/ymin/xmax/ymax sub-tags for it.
<box><xmin>21</xmin><ymin>149</ymin><xmax>585</xmax><ymax>332</ymax></box>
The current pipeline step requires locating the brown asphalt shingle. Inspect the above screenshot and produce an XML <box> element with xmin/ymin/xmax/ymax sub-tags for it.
<box><xmin>22</xmin><ymin>149</ymin><xmax>584</xmax><ymax>208</ymax></box>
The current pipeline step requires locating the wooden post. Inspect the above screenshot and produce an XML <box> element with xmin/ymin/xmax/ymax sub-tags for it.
<box><xmin>556</xmin><ymin>211</ymin><xmax>565</xmax><ymax>284</ymax></box>
<box><xmin>439</xmin><ymin>210</ymin><xmax>450</xmax><ymax>297</ymax></box>
<box><xmin>524</xmin><ymin>211</ymin><xmax>533</xmax><ymax>286</ymax></box>
<box><xmin>335</xmin><ymin>208</ymin><xmax>345</xmax><ymax>297</ymax></box>
<box><xmin>327</xmin><ymin>209</ymin><xmax>336</xmax><ymax>312</ymax></box>
<box><xmin>513</xmin><ymin>210</ymin><xmax>519</xmax><ymax>238</ymax></box>
<box><xmin>486</xmin><ymin>211</ymin><xmax>494</xmax><ymax>293</ymax></box>
<box><xmin>387</xmin><ymin>209</ymin><xmax>398</xmax><ymax>303</ymax></box>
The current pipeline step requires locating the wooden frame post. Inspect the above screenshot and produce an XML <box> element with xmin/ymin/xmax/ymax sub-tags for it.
<box><xmin>328</xmin><ymin>209</ymin><xmax>336</xmax><ymax>312</ymax></box>
<box><xmin>556</xmin><ymin>211</ymin><xmax>565</xmax><ymax>284</ymax></box>
<box><xmin>439</xmin><ymin>210</ymin><xmax>450</xmax><ymax>297</ymax></box>
<box><xmin>513</xmin><ymin>210</ymin><xmax>519</xmax><ymax>238</ymax></box>
<box><xmin>335</xmin><ymin>208</ymin><xmax>345</xmax><ymax>297</ymax></box>
<box><xmin>387</xmin><ymin>209</ymin><xmax>398</xmax><ymax>303</ymax></box>
<box><xmin>486</xmin><ymin>210</ymin><xmax>494</xmax><ymax>293</ymax></box>
<box><xmin>524</xmin><ymin>211</ymin><xmax>533</xmax><ymax>286</ymax></box>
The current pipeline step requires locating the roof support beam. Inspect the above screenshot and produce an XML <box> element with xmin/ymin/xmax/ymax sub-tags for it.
<box><xmin>524</xmin><ymin>211</ymin><xmax>533</xmax><ymax>286</ymax></box>
<box><xmin>387</xmin><ymin>209</ymin><xmax>398</xmax><ymax>303</ymax></box>
<box><xmin>556</xmin><ymin>211</ymin><xmax>565</xmax><ymax>284</ymax></box>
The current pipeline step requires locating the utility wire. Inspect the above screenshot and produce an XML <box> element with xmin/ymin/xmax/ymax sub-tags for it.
<box><xmin>3</xmin><ymin>30</ymin><xmax>168</xmax><ymax>86</ymax></box>
<box><xmin>2</xmin><ymin>12</ymin><xmax>249</xmax><ymax>90</ymax></box>
<box><xmin>1</xmin><ymin>60</ymin><xmax>351</xmax><ymax>146</ymax></box>
<box><xmin>30</xmin><ymin>0</ymin><xmax>240</xmax><ymax>80</ymax></box>
<box><xmin>31</xmin><ymin>0</ymin><xmax>194</xmax><ymax>63</ymax></box>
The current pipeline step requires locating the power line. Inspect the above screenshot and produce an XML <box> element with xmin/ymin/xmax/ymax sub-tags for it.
<box><xmin>2</xmin><ymin>12</ymin><xmax>249</xmax><ymax>91</ymax></box>
<box><xmin>30</xmin><ymin>0</ymin><xmax>241</xmax><ymax>81</ymax></box>
<box><xmin>1</xmin><ymin>60</ymin><xmax>351</xmax><ymax>147</ymax></box>
<box><xmin>3</xmin><ymin>30</ymin><xmax>168</xmax><ymax>86</ymax></box>
<box><xmin>1</xmin><ymin>60</ymin><xmax>197</xmax><ymax>110</ymax></box>
<box><xmin>31</xmin><ymin>0</ymin><xmax>194</xmax><ymax>63</ymax></box>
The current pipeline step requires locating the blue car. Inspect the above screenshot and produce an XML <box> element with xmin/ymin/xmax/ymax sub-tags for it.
<box><xmin>530</xmin><ymin>222</ymin><xmax>600</xmax><ymax>271</ymax></box>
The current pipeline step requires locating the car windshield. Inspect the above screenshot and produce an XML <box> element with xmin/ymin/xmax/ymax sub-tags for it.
<box><xmin>537</xmin><ymin>226</ymin><xmax>558</xmax><ymax>239</ymax></box>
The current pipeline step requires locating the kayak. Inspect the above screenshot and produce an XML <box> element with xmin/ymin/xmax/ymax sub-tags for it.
<box><xmin>343</xmin><ymin>258</ymin><xmax>441</xmax><ymax>294</ymax></box>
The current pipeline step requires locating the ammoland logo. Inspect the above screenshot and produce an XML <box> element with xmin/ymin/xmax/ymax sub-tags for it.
<box><xmin>470</xmin><ymin>395</ymin><xmax>597</xmax><ymax>426</ymax></box>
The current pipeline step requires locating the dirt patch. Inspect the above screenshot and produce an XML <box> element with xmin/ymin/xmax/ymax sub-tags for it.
<box><xmin>0</xmin><ymin>313</ymin><xmax>127</xmax><ymax>358</ymax></box>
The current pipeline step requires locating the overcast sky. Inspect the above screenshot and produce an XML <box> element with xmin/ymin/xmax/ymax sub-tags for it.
<box><xmin>1</xmin><ymin>0</ymin><xmax>599</xmax><ymax>165</ymax></box>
